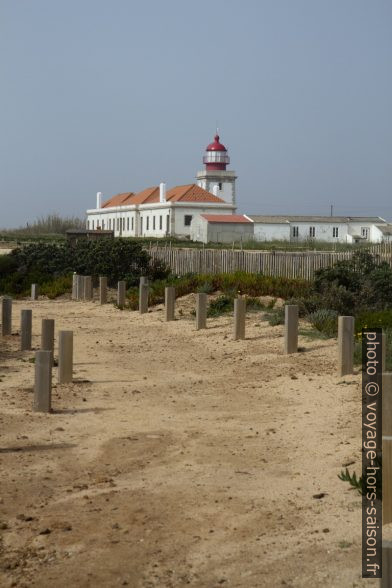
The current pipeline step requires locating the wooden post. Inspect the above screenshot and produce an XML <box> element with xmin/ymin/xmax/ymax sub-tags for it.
<box><xmin>71</xmin><ymin>273</ymin><xmax>78</xmax><ymax>300</ymax></box>
<box><xmin>20</xmin><ymin>309</ymin><xmax>32</xmax><ymax>351</ymax></box>
<box><xmin>34</xmin><ymin>350</ymin><xmax>52</xmax><ymax>412</ymax></box>
<box><xmin>99</xmin><ymin>276</ymin><xmax>107</xmax><ymax>304</ymax></box>
<box><xmin>195</xmin><ymin>293</ymin><xmax>207</xmax><ymax>330</ymax></box>
<box><xmin>76</xmin><ymin>275</ymin><xmax>84</xmax><ymax>301</ymax></box>
<box><xmin>233</xmin><ymin>297</ymin><xmax>246</xmax><ymax>340</ymax></box>
<box><xmin>41</xmin><ymin>318</ymin><xmax>55</xmax><ymax>364</ymax></box>
<box><xmin>117</xmin><ymin>281</ymin><xmax>126</xmax><ymax>309</ymax></box>
<box><xmin>1</xmin><ymin>296</ymin><xmax>12</xmax><ymax>336</ymax></box>
<box><xmin>383</xmin><ymin>373</ymin><xmax>392</xmax><ymax>525</ymax></box>
<box><xmin>165</xmin><ymin>287</ymin><xmax>175</xmax><ymax>321</ymax></box>
<box><xmin>139</xmin><ymin>284</ymin><xmax>149</xmax><ymax>314</ymax></box>
<box><xmin>338</xmin><ymin>316</ymin><xmax>355</xmax><ymax>376</ymax></box>
<box><xmin>284</xmin><ymin>305</ymin><xmax>299</xmax><ymax>354</ymax></box>
<box><xmin>383</xmin><ymin>332</ymin><xmax>387</xmax><ymax>373</ymax></box>
<box><xmin>382</xmin><ymin>541</ymin><xmax>392</xmax><ymax>586</ymax></box>
<box><xmin>83</xmin><ymin>276</ymin><xmax>93</xmax><ymax>301</ymax></box>
<box><xmin>58</xmin><ymin>331</ymin><xmax>73</xmax><ymax>384</ymax></box>
<box><xmin>31</xmin><ymin>284</ymin><xmax>39</xmax><ymax>300</ymax></box>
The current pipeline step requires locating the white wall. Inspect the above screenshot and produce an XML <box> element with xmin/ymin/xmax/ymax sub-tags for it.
<box><xmin>173</xmin><ymin>206</ymin><xmax>232</xmax><ymax>238</ymax></box>
<box><xmin>253</xmin><ymin>223</ymin><xmax>290</xmax><ymax>242</ymax></box>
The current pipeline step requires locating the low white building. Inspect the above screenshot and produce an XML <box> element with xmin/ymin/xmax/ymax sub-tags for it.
<box><xmin>247</xmin><ymin>215</ymin><xmax>392</xmax><ymax>244</ymax></box>
<box><xmin>86</xmin><ymin>183</ymin><xmax>235</xmax><ymax>238</ymax></box>
<box><xmin>190</xmin><ymin>214</ymin><xmax>253</xmax><ymax>244</ymax></box>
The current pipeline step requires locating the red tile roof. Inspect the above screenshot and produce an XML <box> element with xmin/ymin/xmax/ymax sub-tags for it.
<box><xmin>102</xmin><ymin>192</ymin><xmax>134</xmax><ymax>208</ymax></box>
<box><xmin>166</xmin><ymin>184</ymin><xmax>225</xmax><ymax>203</ymax></box>
<box><xmin>201</xmin><ymin>214</ymin><xmax>251</xmax><ymax>223</ymax></box>
<box><xmin>101</xmin><ymin>184</ymin><xmax>226</xmax><ymax>207</ymax></box>
<box><xmin>128</xmin><ymin>186</ymin><xmax>160</xmax><ymax>204</ymax></box>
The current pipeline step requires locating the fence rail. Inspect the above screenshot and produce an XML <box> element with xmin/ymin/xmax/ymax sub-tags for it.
<box><xmin>148</xmin><ymin>243</ymin><xmax>392</xmax><ymax>280</ymax></box>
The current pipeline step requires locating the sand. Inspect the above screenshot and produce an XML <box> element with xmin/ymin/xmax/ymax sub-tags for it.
<box><xmin>0</xmin><ymin>294</ymin><xmax>378</xmax><ymax>587</ymax></box>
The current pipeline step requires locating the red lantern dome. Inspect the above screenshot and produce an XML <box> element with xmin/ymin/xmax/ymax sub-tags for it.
<box><xmin>203</xmin><ymin>134</ymin><xmax>230</xmax><ymax>170</ymax></box>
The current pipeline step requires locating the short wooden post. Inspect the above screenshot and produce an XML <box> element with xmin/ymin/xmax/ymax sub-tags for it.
<box><xmin>165</xmin><ymin>287</ymin><xmax>175</xmax><ymax>321</ymax></box>
<box><xmin>1</xmin><ymin>296</ymin><xmax>12</xmax><ymax>336</ymax></box>
<box><xmin>139</xmin><ymin>284</ymin><xmax>149</xmax><ymax>314</ymax></box>
<box><xmin>284</xmin><ymin>305</ymin><xmax>299</xmax><ymax>354</ymax></box>
<box><xmin>41</xmin><ymin>318</ymin><xmax>55</xmax><ymax>364</ymax></box>
<box><xmin>233</xmin><ymin>297</ymin><xmax>246</xmax><ymax>340</ymax></box>
<box><xmin>71</xmin><ymin>273</ymin><xmax>78</xmax><ymax>300</ymax></box>
<box><xmin>31</xmin><ymin>284</ymin><xmax>39</xmax><ymax>301</ymax></box>
<box><xmin>20</xmin><ymin>309</ymin><xmax>32</xmax><ymax>351</ymax></box>
<box><xmin>34</xmin><ymin>350</ymin><xmax>52</xmax><ymax>412</ymax></box>
<box><xmin>117</xmin><ymin>281</ymin><xmax>126</xmax><ymax>309</ymax></box>
<box><xmin>382</xmin><ymin>541</ymin><xmax>392</xmax><ymax>586</ymax></box>
<box><xmin>140</xmin><ymin>276</ymin><xmax>149</xmax><ymax>287</ymax></box>
<box><xmin>196</xmin><ymin>293</ymin><xmax>207</xmax><ymax>330</ymax></box>
<box><xmin>83</xmin><ymin>276</ymin><xmax>93</xmax><ymax>301</ymax></box>
<box><xmin>58</xmin><ymin>331</ymin><xmax>73</xmax><ymax>384</ymax></box>
<box><xmin>383</xmin><ymin>332</ymin><xmax>387</xmax><ymax>373</ymax></box>
<box><xmin>76</xmin><ymin>275</ymin><xmax>84</xmax><ymax>300</ymax></box>
<box><xmin>338</xmin><ymin>316</ymin><xmax>355</xmax><ymax>376</ymax></box>
<box><xmin>383</xmin><ymin>373</ymin><xmax>392</xmax><ymax>525</ymax></box>
<box><xmin>99</xmin><ymin>276</ymin><xmax>107</xmax><ymax>304</ymax></box>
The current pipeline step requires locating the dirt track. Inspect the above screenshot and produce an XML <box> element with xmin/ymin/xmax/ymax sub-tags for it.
<box><xmin>0</xmin><ymin>294</ymin><xmax>376</xmax><ymax>587</ymax></box>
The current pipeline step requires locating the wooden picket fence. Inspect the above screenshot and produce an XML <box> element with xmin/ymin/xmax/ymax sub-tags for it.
<box><xmin>148</xmin><ymin>242</ymin><xmax>392</xmax><ymax>280</ymax></box>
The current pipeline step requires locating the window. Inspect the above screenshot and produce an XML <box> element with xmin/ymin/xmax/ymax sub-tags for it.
<box><xmin>309</xmin><ymin>226</ymin><xmax>315</xmax><ymax>238</ymax></box>
<box><xmin>92</xmin><ymin>220</ymin><xmax>94</xmax><ymax>230</ymax></box>
<box><xmin>127</xmin><ymin>217</ymin><xmax>129</xmax><ymax>231</ymax></box>
<box><xmin>153</xmin><ymin>216</ymin><xmax>156</xmax><ymax>230</ymax></box>
<box><xmin>292</xmin><ymin>226</ymin><xmax>299</xmax><ymax>238</ymax></box>
<box><xmin>87</xmin><ymin>220</ymin><xmax>90</xmax><ymax>229</ymax></box>
<box><xmin>333</xmin><ymin>227</ymin><xmax>339</xmax><ymax>238</ymax></box>
<box><xmin>122</xmin><ymin>218</ymin><xmax>125</xmax><ymax>231</ymax></box>
<box><xmin>131</xmin><ymin>217</ymin><xmax>134</xmax><ymax>231</ymax></box>
<box><xmin>184</xmin><ymin>215</ymin><xmax>193</xmax><ymax>227</ymax></box>
<box><xmin>140</xmin><ymin>218</ymin><xmax>143</xmax><ymax>234</ymax></box>
<box><xmin>361</xmin><ymin>227</ymin><xmax>370</xmax><ymax>239</ymax></box>
<box><xmin>166</xmin><ymin>215</ymin><xmax>170</xmax><ymax>232</ymax></box>
<box><xmin>146</xmin><ymin>216</ymin><xmax>149</xmax><ymax>230</ymax></box>
<box><xmin>102</xmin><ymin>220</ymin><xmax>105</xmax><ymax>230</ymax></box>
<box><xmin>159</xmin><ymin>215</ymin><xmax>162</xmax><ymax>230</ymax></box>
<box><xmin>218</xmin><ymin>182</ymin><xmax>222</xmax><ymax>190</ymax></box>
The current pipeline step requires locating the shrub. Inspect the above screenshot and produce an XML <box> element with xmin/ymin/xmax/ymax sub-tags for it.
<box><xmin>308</xmin><ymin>309</ymin><xmax>338</xmax><ymax>337</ymax></box>
<box><xmin>355</xmin><ymin>310</ymin><xmax>392</xmax><ymax>334</ymax></box>
<box><xmin>40</xmin><ymin>275</ymin><xmax>73</xmax><ymax>299</ymax></box>
<box><xmin>314</xmin><ymin>250</ymin><xmax>392</xmax><ymax>313</ymax></box>
<box><xmin>197</xmin><ymin>281</ymin><xmax>214</xmax><ymax>294</ymax></box>
<box><xmin>207</xmin><ymin>295</ymin><xmax>234</xmax><ymax>317</ymax></box>
<box><xmin>267</xmin><ymin>308</ymin><xmax>285</xmax><ymax>326</ymax></box>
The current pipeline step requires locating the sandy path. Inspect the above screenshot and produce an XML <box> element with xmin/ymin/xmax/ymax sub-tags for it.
<box><xmin>0</xmin><ymin>295</ymin><xmax>375</xmax><ymax>587</ymax></box>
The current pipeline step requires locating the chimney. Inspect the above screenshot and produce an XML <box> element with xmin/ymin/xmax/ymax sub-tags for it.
<box><xmin>212</xmin><ymin>184</ymin><xmax>219</xmax><ymax>196</ymax></box>
<box><xmin>159</xmin><ymin>182</ymin><xmax>166</xmax><ymax>203</ymax></box>
<box><xmin>96</xmin><ymin>192</ymin><xmax>103</xmax><ymax>209</ymax></box>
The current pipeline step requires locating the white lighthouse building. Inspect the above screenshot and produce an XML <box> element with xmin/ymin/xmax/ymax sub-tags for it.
<box><xmin>85</xmin><ymin>133</ymin><xmax>237</xmax><ymax>238</ymax></box>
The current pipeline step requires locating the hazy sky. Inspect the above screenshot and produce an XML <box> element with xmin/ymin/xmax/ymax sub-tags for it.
<box><xmin>1</xmin><ymin>0</ymin><xmax>391</xmax><ymax>227</ymax></box>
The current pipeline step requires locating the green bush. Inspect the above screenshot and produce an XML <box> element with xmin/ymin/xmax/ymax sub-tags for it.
<box><xmin>0</xmin><ymin>239</ymin><xmax>162</xmax><ymax>295</ymax></box>
<box><xmin>314</xmin><ymin>250</ymin><xmax>392</xmax><ymax>313</ymax></box>
<box><xmin>207</xmin><ymin>295</ymin><xmax>234</xmax><ymax>317</ymax></box>
<box><xmin>40</xmin><ymin>275</ymin><xmax>73</xmax><ymax>299</ymax></box>
<box><xmin>267</xmin><ymin>308</ymin><xmax>285</xmax><ymax>326</ymax></box>
<box><xmin>308</xmin><ymin>309</ymin><xmax>338</xmax><ymax>337</ymax></box>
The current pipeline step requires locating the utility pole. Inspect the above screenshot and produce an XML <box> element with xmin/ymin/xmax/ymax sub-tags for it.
<box><xmin>330</xmin><ymin>204</ymin><xmax>333</xmax><ymax>217</ymax></box>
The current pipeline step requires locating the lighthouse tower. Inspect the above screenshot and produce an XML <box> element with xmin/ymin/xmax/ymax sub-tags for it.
<box><xmin>196</xmin><ymin>133</ymin><xmax>237</xmax><ymax>207</ymax></box>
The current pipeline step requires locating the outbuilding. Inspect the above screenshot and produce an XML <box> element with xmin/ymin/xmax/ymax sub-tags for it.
<box><xmin>190</xmin><ymin>214</ymin><xmax>253</xmax><ymax>244</ymax></box>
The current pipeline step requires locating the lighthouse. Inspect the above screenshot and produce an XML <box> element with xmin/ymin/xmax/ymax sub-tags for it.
<box><xmin>196</xmin><ymin>133</ymin><xmax>237</xmax><ymax>207</ymax></box>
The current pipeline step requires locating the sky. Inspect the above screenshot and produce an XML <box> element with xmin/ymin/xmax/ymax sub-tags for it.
<box><xmin>1</xmin><ymin>0</ymin><xmax>391</xmax><ymax>227</ymax></box>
